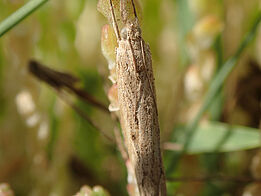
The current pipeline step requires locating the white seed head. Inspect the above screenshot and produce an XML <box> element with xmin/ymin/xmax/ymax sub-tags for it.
<box><xmin>38</xmin><ymin>121</ymin><xmax>49</xmax><ymax>140</ymax></box>
<box><xmin>26</xmin><ymin>113</ymin><xmax>40</xmax><ymax>127</ymax></box>
<box><xmin>199</xmin><ymin>52</ymin><xmax>216</xmax><ymax>82</ymax></box>
<box><xmin>184</xmin><ymin>65</ymin><xmax>203</xmax><ymax>101</ymax></box>
<box><xmin>16</xmin><ymin>90</ymin><xmax>35</xmax><ymax>115</ymax></box>
<box><xmin>190</xmin><ymin>15</ymin><xmax>223</xmax><ymax>51</ymax></box>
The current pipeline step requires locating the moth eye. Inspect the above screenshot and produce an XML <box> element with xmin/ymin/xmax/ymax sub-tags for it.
<box><xmin>135</xmin><ymin>27</ymin><xmax>141</xmax><ymax>38</ymax></box>
<box><xmin>121</xmin><ymin>27</ymin><xmax>128</xmax><ymax>40</ymax></box>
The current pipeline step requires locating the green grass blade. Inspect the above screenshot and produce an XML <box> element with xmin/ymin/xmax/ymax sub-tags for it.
<box><xmin>166</xmin><ymin>12</ymin><xmax>261</xmax><ymax>175</ymax></box>
<box><xmin>173</xmin><ymin>122</ymin><xmax>260</xmax><ymax>154</ymax></box>
<box><xmin>0</xmin><ymin>0</ymin><xmax>48</xmax><ymax>37</ymax></box>
<box><xmin>175</xmin><ymin>0</ymin><xmax>194</xmax><ymax>67</ymax></box>
<box><xmin>184</xmin><ymin>12</ymin><xmax>261</xmax><ymax>149</ymax></box>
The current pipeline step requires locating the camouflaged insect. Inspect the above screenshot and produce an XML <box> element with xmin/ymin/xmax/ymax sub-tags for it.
<box><xmin>99</xmin><ymin>0</ymin><xmax>166</xmax><ymax>195</ymax></box>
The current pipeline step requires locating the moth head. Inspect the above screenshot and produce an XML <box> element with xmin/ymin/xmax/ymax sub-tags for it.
<box><xmin>121</xmin><ymin>20</ymin><xmax>141</xmax><ymax>40</ymax></box>
<box><xmin>120</xmin><ymin>27</ymin><xmax>128</xmax><ymax>40</ymax></box>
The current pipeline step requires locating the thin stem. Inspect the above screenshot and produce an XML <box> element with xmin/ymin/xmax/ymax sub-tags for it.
<box><xmin>0</xmin><ymin>0</ymin><xmax>48</xmax><ymax>37</ymax></box>
<box><xmin>28</xmin><ymin>60</ymin><xmax>110</xmax><ymax>114</ymax></box>
<box><xmin>166</xmin><ymin>12</ymin><xmax>261</xmax><ymax>175</ymax></box>
<box><xmin>167</xmin><ymin>176</ymin><xmax>261</xmax><ymax>183</ymax></box>
<box><xmin>113</xmin><ymin>126</ymin><xmax>128</xmax><ymax>161</ymax></box>
<box><xmin>58</xmin><ymin>91</ymin><xmax>114</xmax><ymax>142</ymax></box>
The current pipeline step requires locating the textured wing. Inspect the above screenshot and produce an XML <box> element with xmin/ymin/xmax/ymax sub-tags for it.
<box><xmin>116</xmin><ymin>38</ymin><xmax>165</xmax><ymax>195</ymax></box>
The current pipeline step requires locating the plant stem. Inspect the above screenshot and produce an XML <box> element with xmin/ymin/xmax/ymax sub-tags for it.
<box><xmin>0</xmin><ymin>0</ymin><xmax>48</xmax><ymax>37</ymax></box>
<box><xmin>166</xmin><ymin>12</ymin><xmax>261</xmax><ymax>175</ymax></box>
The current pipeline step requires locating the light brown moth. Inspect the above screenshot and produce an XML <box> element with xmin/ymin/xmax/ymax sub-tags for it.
<box><xmin>103</xmin><ymin>0</ymin><xmax>167</xmax><ymax>195</ymax></box>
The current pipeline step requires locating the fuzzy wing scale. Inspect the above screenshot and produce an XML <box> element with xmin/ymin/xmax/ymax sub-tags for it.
<box><xmin>116</xmin><ymin>38</ymin><xmax>165</xmax><ymax>196</ymax></box>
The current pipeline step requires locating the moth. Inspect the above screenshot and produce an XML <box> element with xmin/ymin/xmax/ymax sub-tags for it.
<box><xmin>105</xmin><ymin>0</ymin><xmax>167</xmax><ymax>195</ymax></box>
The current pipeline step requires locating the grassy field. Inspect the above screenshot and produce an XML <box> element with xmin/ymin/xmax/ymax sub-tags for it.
<box><xmin>0</xmin><ymin>0</ymin><xmax>260</xmax><ymax>195</ymax></box>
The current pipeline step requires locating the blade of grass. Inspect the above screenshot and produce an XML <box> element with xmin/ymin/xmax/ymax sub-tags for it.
<box><xmin>208</xmin><ymin>34</ymin><xmax>224</xmax><ymax>121</ymax></box>
<box><xmin>166</xmin><ymin>12</ymin><xmax>261</xmax><ymax>175</ymax></box>
<box><xmin>214</xmin><ymin>34</ymin><xmax>224</xmax><ymax>71</ymax></box>
<box><xmin>46</xmin><ymin>95</ymin><xmax>59</xmax><ymax>160</ymax></box>
<box><xmin>175</xmin><ymin>0</ymin><xmax>194</xmax><ymax>67</ymax></box>
<box><xmin>0</xmin><ymin>0</ymin><xmax>48</xmax><ymax>37</ymax></box>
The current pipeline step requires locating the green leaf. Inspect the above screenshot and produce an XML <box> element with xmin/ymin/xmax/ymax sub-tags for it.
<box><xmin>174</xmin><ymin>122</ymin><xmax>260</xmax><ymax>154</ymax></box>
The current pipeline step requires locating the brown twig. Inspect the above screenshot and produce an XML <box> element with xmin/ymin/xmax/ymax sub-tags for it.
<box><xmin>57</xmin><ymin>91</ymin><xmax>114</xmax><ymax>142</ymax></box>
<box><xmin>28</xmin><ymin>60</ymin><xmax>115</xmax><ymax>142</ymax></box>
<box><xmin>113</xmin><ymin>126</ymin><xmax>128</xmax><ymax>161</ymax></box>
<box><xmin>167</xmin><ymin>176</ymin><xmax>261</xmax><ymax>183</ymax></box>
<box><xmin>28</xmin><ymin>60</ymin><xmax>110</xmax><ymax>114</ymax></box>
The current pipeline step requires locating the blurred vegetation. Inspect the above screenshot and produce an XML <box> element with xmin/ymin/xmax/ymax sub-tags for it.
<box><xmin>0</xmin><ymin>0</ymin><xmax>261</xmax><ymax>195</ymax></box>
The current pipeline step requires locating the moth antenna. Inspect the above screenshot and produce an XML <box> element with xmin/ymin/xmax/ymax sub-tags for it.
<box><xmin>130</xmin><ymin>0</ymin><xmax>138</xmax><ymax>20</ymax></box>
<box><xmin>109</xmin><ymin>0</ymin><xmax>121</xmax><ymax>41</ymax></box>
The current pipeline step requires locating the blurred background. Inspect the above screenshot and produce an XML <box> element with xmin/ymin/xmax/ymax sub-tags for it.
<box><xmin>0</xmin><ymin>0</ymin><xmax>260</xmax><ymax>195</ymax></box>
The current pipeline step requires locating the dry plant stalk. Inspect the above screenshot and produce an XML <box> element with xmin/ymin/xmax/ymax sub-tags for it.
<box><xmin>102</xmin><ymin>0</ymin><xmax>167</xmax><ymax>195</ymax></box>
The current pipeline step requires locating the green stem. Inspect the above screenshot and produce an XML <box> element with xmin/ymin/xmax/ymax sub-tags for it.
<box><xmin>166</xmin><ymin>12</ymin><xmax>261</xmax><ymax>175</ymax></box>
<box><xmin>0</xmin><ymin>0</ymin><xmax>48</xmax><ymax>37</ymax></box>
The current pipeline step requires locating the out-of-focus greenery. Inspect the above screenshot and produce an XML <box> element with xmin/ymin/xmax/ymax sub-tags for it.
<box><xmin>0</xmin><ymin>0</ymin><xmax>261</xmax><ymax>196</ymax></box>
<box><xmin>0</xmin><ymin>0</ymin><xmax>48</xmax><ymax>37</ymax></box>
